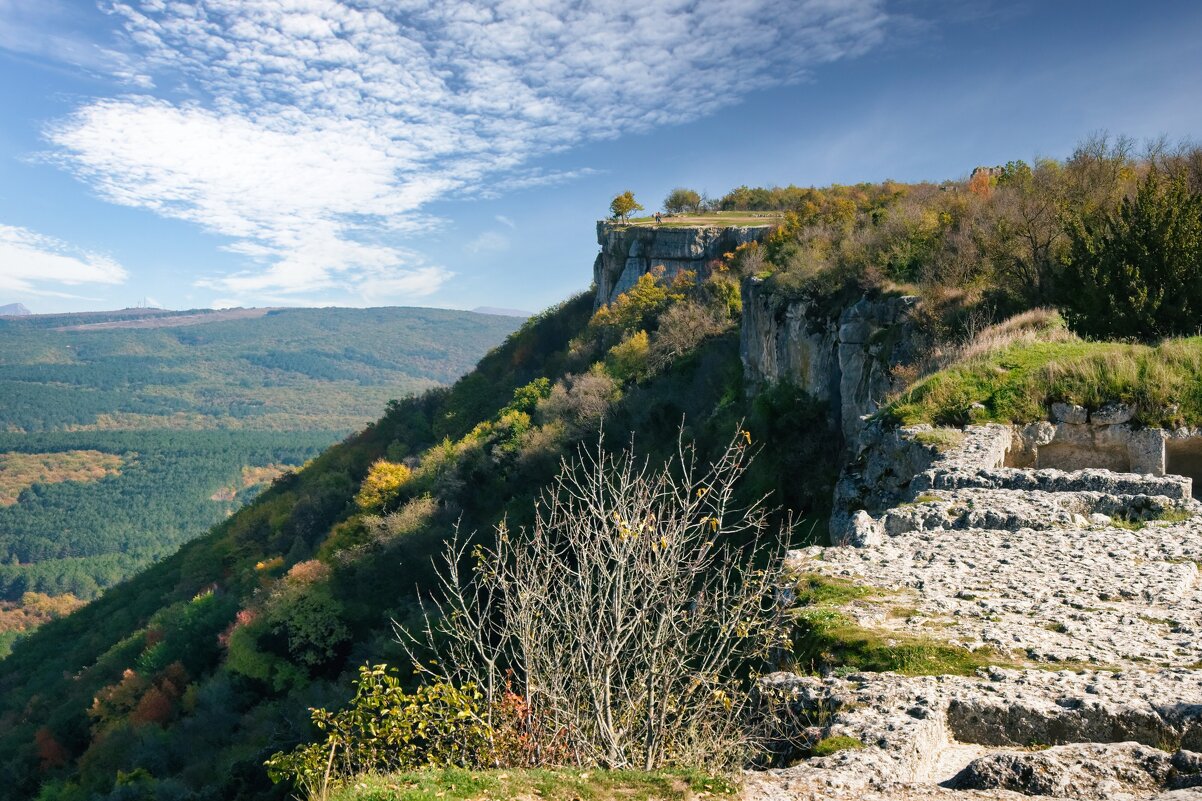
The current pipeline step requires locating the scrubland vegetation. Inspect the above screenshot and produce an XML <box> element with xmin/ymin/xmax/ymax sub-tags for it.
<box><xmin>3</xmin><ymin>134</ymin><xmax>1202</xmax><ymax>801</ymax></box>
<box><xmin>728</xmin><ymin>135</ymin><xmax>1202</xmax><ymax>343</ymax></box>
<box><xmin>0</xmin><ymin>451</ymin><xmax>123</xmax><ymax>506</ymax></box>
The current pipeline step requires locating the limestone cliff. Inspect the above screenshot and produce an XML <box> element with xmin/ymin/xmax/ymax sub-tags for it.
<box><xmin>590</xmin><ymin>224</ymin><xmax>918</xmax><ymax>447</ymax></box>
<box><xmin>593</xmin><ymin>222</ymin><xmax>770</xmax><ymax>309</ymax></box>
<box><xmin>740</xmin><ymin>277</ymin><xmax>918</xmax><ymax>445</ymax></box>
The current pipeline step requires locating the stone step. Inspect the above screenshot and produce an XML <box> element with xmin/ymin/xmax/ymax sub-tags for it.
<box><xmin>753</xmin><ymin>669</ymin><xmax>1202</xmax><ymax>799</ymax></box>
<box><xmin>911</xmin><ymin>466</ymin><xmax>1193</xmax><ymax>502</ymax></box>
<box><xmin>882</xmin><ymin>487</ymin><xmax>1194</xmax><ymax>535</ymax></box>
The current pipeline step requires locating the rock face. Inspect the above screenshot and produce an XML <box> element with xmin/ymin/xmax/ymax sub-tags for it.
<box><xmin>591</xmin><ymin>225</ymin><xmax>919</xmax><ymax>447</ymax></box>
<box><xmin>739</xmin><ymin>278</ymin><xmax>919</xmax><ymax>444</ymax></box>
<box><xmin>831</xmin><ymin>421</ymin><xmax>1196</xmax><ymax>543</ymax></box>
<box><xmin>592</xmin><ymin>222</ymin><xmax>770</xmax><ymax>309</ymax></box>
<box><xmin>749</xmin><ymin>670</ymin><xmax>1202</xmax><ymax>801</ymax></box>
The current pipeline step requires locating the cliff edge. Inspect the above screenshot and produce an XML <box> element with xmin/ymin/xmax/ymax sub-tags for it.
<box><xmin>593</xmin><ymin>221</ymin><xmax>771</xmax><ymax>309</ymax></box>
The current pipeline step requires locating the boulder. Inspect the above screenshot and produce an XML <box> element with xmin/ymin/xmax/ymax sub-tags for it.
<box><xmin>947</xmin><ymin>742</ymin><xmax>1180</xmax><ymax>797</ymax></box>
<box><xmin>1051</xmin><ymin>402</ymin><xmax>1089</xmax><ymax>425</ymax></box>
<box><xmin>1093</xmin><ymin>401</ymin><xmax>1135</xmax><ymax>426</ymax></box>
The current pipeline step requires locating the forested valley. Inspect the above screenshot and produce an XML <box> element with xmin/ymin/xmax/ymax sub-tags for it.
<box><xmin>0</xmin><ymin>306</ymin><xmax>521</xmax><ymax>650</ymax></box>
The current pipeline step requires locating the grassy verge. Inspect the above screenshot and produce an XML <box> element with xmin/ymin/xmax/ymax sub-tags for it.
<box><xmin>811</xmin><ymin>736</ymin><xmax>865</xmax><ymax>757</ymax></box>
<box><xmin>885</xmin><ymin>335</ymin><xmax>1202</xmax><ymax>428</ymax></box>
<box><xmin>328</xmin><ymin>768</ymin><xmax>738</xmax><ymax>801</ymax></box>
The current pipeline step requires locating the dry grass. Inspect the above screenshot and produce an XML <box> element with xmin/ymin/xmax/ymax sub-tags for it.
<box><xmin>209</xmin><ymin>463</ymin><xmax>290</xmax><ymax>501</ymax></box>
<box><xmin>954</xmin><ymin>308</ymin><xmax>1073</xmax><ymax>364</ymax></box>
<box><xmin>623</xmin><ymin>211</ymin><xmax>783</xmax><ymax>228</ymax></box>
<box><xmin>0</xmin><ymin>450</ymin><xmax>123</xmax><ymax>505</ymax></box>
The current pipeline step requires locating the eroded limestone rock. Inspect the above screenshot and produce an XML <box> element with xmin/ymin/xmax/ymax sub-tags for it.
<box><xmin>739</xmin><ymin>280</ymin><xmax>919</xmax><ymax>444</ymax></box>
<box><xmin>592</xmin><ymin>222</ymin><xmax>769</xmax><ymax>308</ymax></box>
<box><xmin>751</xmin><ymin>670</ymin><xmax>1202</xmax><ymax>800</ymax></box>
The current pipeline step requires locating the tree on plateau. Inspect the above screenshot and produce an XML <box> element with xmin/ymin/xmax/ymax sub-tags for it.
<box><xmin>609</xmin><ymin>191</ymin><xmax>644</xmax><ymax>223</ymax></box>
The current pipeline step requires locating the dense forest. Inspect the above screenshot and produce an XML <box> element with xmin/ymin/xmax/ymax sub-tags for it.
<box><xmin>0</xmin><ymin>307</ymin><xmax>521</xmax><ymax>645</ymax></box>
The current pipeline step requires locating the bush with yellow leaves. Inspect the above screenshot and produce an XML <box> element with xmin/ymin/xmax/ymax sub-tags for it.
<box><xmin>354</xmin><ymin>459</ymin><xmax>413</xmax><ymax>511</ymax></box>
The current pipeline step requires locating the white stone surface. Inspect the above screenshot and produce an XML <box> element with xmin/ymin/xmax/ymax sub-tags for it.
<box><xmin>755</xmin><ymin>423</ymin><xmax>1202</xmax><ymax>800</ymax></box>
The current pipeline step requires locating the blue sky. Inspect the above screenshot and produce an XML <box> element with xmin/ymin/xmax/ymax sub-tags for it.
<box><xmin>0</xmin><ymin>0</ymin><xmax>1199</xmax><ymax>315</ymax></box>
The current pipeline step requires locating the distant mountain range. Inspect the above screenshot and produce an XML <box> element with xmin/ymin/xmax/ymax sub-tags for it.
<box><xmin>0</xmin><ymin>303</ymin><xmax>30</xmax><ymax>316</ymax></box>
<box><xmin>473</xmin><ymin>305</ymin><xmax>531</xmax><ymax>317</ymax></box>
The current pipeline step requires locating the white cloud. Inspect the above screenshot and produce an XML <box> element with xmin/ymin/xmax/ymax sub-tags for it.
<box><xmin>0</xmin><ymin>224</ymin><xmax>128</xmax><ymax>296</ymax></box>
<box><xmin>47</xmin><ymin>0</ymin><xmax>889</xmax><ymax>302</ymax></box>
<box><xmin>464</xmin><ymin>230</ymin><xmax>510</xmax><ymax>254</ymax></box>
<box><xmin>495</xmin><ymin>215</ymin><xmax>515</xmax><ymax>229</ymax></box>
<box><xmin>0</xmin><ymin>0</ymin><xmax>151</xmax><ymax>84</ymax></box>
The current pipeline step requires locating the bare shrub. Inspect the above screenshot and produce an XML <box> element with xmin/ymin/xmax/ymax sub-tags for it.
<box><xmin>401</xmin><ymin>431</ymin><xmax>789</xmax><ymax>771</ymax></box>
<box><xmin>649</xmin><ymin>300</ymin><xmax>732</xmax><ymax>372</ymax></box>
<box><xmin>363</xmin><ymin>495</ymin><xmax>438</xmax><ymax>546</ymax></box>
<box><xmin>536</xmin><ymin>371</ymin><xmax>619</xmax><ymax>432</ymax></box>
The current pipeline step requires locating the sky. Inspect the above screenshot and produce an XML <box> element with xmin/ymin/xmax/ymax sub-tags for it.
<box><xmin>0</xmin><ymin>0</ymin><xmax>1200</xmax><ymax>315</ymax></box>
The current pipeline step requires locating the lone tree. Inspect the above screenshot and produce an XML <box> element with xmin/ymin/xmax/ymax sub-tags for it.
<box><xmin>609</xmin><ymin>190</ymin><xmax>644</xmax><ymax>223</ymax></box>
<box><xmin>1060</xmin><ymin>169</ymin><xmax>1202</xmax><ymax>340</ymax></box>
<box><xmin>664</xmin><ymin>187</ymin><xmax>702</xmax><ymax>215</ymax></box>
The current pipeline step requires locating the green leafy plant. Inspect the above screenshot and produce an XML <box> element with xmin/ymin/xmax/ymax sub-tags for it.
<box><xmin>610</xmin><ymin>191</ymin><xmax>645</xmax><ymax>223</ymax></box>
<box><xmin>664</xmin><ymin>188</ymin><xmax>702</xmax><ymax>215</ymax></box>
<box><xmin>265</xmin><ymin>665</ymin><xmax>490</xmax><ymax>798</ymax></box>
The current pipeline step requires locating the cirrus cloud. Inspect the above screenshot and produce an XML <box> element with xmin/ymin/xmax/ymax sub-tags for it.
<box><xmin>47</xmin><ymin>0</ymin><xmax>889</xmax><ymax>303</ymax></box>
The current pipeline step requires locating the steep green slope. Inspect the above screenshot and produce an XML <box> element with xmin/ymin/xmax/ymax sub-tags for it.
<box><xmin>0</xmin><ymin>279</ymin><xmax>834</xmax><ymax>801</ymax></box>
<box><xmin>0</xmin><ymin>307</ymin><xmax>522</xmax><ymax>618</ymax></box>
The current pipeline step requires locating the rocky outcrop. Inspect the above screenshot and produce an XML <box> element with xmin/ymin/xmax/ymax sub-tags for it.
<box><xmin>591</xmin><ymin>225</ymin><xmax>918</xmax><ymax>447</ymax></box>
<box><xmin>762</xmin><ymin>414</ymin><xmax>1202</xmax><ymax>799</ymax></box>
<box><xmin>592</xmin><ymin>222</ymin><xmax>770</xmax><ymax>309</ymax></box>
<box><xmin>1012</xmin><ymin>413</ymin><xmax>1167</xmax><ymax>475</ymax></box>
<box><xmin>749</xmin><ymin>669</ymin><xmax>1202</xmax><ymax>800</ymax></box>
<box><xmin>740</xmin><ymin>278</ymin><xmax>919</xmax><ymax>444</ymax></box>
<box><xmin>831</xmin><ymin>421</ymin><xmax>1198</xmax><ymax>544</ymax></box>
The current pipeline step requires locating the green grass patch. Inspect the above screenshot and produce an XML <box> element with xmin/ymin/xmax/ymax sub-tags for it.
<box><xmin>910</xmin><ymin>428</ymin><xmax>965</xmax><ymax>452</ymax></box>
<box><xmin>328</xmin><ymin>768</ymin><xmax>738</xmax><ymax>801</ymax></box>
<box><xmin>884</xmin><ymin>336</ymin><xmax>1202</xmax><ymax>428</ymax></box>
<box><xmin>1154</xmin><ymin>509</ymin><xmax>1195</xmax><ymax>524</ymax></box>
<box><xmin>810</xmin><ymin>736</ymin><xmax>865</xmax><ymax>757</ymax></box>
<box><xmin>791</xmin><ymin>608</ymin><xmax>1009</xmax><ymax>676</ymax></box>
<box><xmin>1109</xmin><ymin>507</ymin><xmax>1193</xmax><ymax>531</ymax></box>
<box><xmin>788</xmin><ymin>571</ymin><xmax>1006</xmax><ymax>676</ymax></box>
<box><xmin>793</xmin><ymin>573</ymin><xmax>874</xmax><ymax>607</ymax></box>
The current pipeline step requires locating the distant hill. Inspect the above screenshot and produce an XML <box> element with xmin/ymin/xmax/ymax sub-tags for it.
<box><xmin>0</xmin><ymin>305</ymin><xmax>522</xmax><ymax>627</ymax></box>
<box><xmin>473</xmin><ymin>305</ymin><xmax>530</xmax><ymax>317</ymax></box>
<box><xmin>0</xmin><ymin>303</ymin><xmax>30</xmax><ymax>316</ymax></box>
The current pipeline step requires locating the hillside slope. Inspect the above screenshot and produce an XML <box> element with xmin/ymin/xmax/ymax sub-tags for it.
<box><xmin>0</xmin><ymin>264</ymin><xmax>837</xmax><ymax>801</ymax></box>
